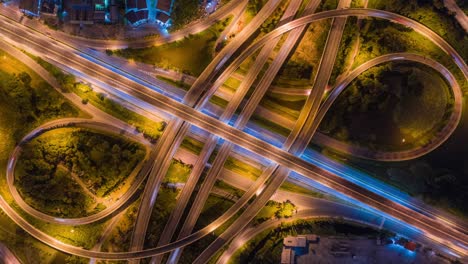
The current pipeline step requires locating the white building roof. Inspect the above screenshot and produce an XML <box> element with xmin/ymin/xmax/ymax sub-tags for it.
<box><xmin>281</xmin><ymin>248</ymin><xmax>295</xmax><ymax>264</ymax></box>
<box><xmin>284</xmin><ymin>236</ymin><xmax>307</xmax><ymax>248</ymax></box>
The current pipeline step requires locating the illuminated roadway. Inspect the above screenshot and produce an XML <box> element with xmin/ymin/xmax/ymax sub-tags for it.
<box><xmin>1</xmin><ymin>6</ymin><xmax>464</xmax><ymax>140</ymax></box>
<box><xmin>0</xmin><ymin>243</ymin><xmax>20</xmax><ymax>264</ymax></box>
<box><xmin>444</xmin><ymin>0</ymin><xmax>468</xmax><ymax>32</ymax></box>
<box><xmin>157</xmin><ymin>0</ymin><xmax>307</xmax><ymax>262</ymax></box>
<box><xmin>0</xmin><ymin>7</ymin><xmax>466</xmax><ymax>262</ymax></box>
<box><xmin>218</xmin><ymin>208</ymin><xmax>384</xmax><ymax>264</ymax></box>
<box><xmin>295</xmin><ymin>52</ymin><xmax>467</xmax><ymax>236</ymax></box>
<box><xmin>193</xmin><ymin>0</ymin><xmax>352</xmax><ymax>260</ymax></box>
<box><xmin>298</xmin><ymin>52</ymin><xmax>466</xmax><ymax>235</ymax></box>
<box><xmin>163</xmin><ymin>0</ymin><xmax>325</xmax><ymax>262</ymax></box>
<box><xmin>311</xmin><ymin>53</ymin><xmax>463</xmax><ymax>161</ymax></box>
<box><xmin>127</xmin><ymin>0</ymin><xmax>283</xmax><ymax>259</ymax></box>
<box><xmin>0</xmin><ymin>6</ymin><xmax>468</xmax><ymax>260</ymax></box>
<box><xmin>6</xmin><ymin>118</ymin><xmax>153</xmax><ymax>225</ymax></box>
<box><xmin>217</xmin><ymin>205</ymin><xmax>453</xmax><ymax>264</ymax></box>
<box><xmin>0</xmin><ymin>41</ymin><xmax>163</xmax><ymax>226</ymax></box>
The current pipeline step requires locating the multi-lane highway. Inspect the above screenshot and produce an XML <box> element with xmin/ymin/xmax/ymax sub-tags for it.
<box><xmin>163</xmin><ymin>0</ymin><xmax>313</xmax><ymax>262</ymax></box>
<box><xmin>157</xmin><ymin>0</ymin><xmax>308</xmax><ymax>261</ymax></box>
<box><xmin>192</xmin><ymin>1</ymin><xmax>352</xmax><ymax>261</ymax></box>
<box><xmin>127</xmin><ymin>0</ymin><xmax>283</xmax><ymax>260</ymax></box>
<box><xmin>0</xmin><ymin>4</ymin><xmax>467</xmax><ymax>263</ymax></box>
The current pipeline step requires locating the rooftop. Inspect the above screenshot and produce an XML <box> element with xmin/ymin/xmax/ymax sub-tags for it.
<box><xmin>284</xmin><ymin>236</ymin><xmax>307</xmax><ymax>248</ymax></box>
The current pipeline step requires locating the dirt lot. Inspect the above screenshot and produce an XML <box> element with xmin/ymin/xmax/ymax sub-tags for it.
<box><xmin>296</xmin><ymin>237</ymin><xmax>449</xmax><ymax>264</ymax></box>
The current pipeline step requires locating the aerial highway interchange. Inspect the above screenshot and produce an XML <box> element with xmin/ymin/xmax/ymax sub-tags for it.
<box><xmin>0</xmin><ymin>0</ymin><xmax>467</xmax><ymax>263</ymax></box>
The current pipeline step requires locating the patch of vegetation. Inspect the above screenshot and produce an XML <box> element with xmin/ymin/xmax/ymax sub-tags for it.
<box><xmin>0</xmin><ymin>210</ymin><xmax>60</xmax><ymax>264</ymax></box>
<box><xmin>272</xmin><ymin>77</ymin><xmax>311</xmax><ymax>88</ymax></box>
<box><xmin>196</xmin><ymin>195</ymin><xmax>235</xmax><ymax>231</ymax></box>
<box><xmin>246</xmin><ymin>0</ymin><xmax>269</xmax><ymax>18</ymax></box>
<box><xmin>260</xmin><ymin>94</ymin><xmax>305</xmax><ymax>120</ymax></box>
<box><xmin>102</xmin><ymin>199</ymin><xmax>140</xmax><ymax>254</ymax></box>
<box><xmin>368</xmin><ymin>0</ymin><xmax>468</xmax><ymax>62</ymax></box>
<box><xmin>280</xmin><ymin>181</ymin><xmax>324</xmax><ymax>198</ymax></box>
<box><xmin>164</xmin><ymin>159</ymin><xmax>193</xmax><ymax>184</ymax></box>
<box><xmin>170</xmin><ymin>0</ymin><xmax>203</xmax><ymax>31</ymax></box>
<box><xmin>16</xmin><ymin>162</ymin><xmax>95</xmax><ymax>217</ymax></box>
<box><xmin>0</xmin><ymin>52</ymin><xmax>82</xmax><ymax>145</ymax></box>
<box><xmin>112</xmin><ymin>19</ymin><xmax>230</xmax><ymax>76</ymax></box>
<box><xmin>16</xmin><ymin>128</ymin><xmax>146</xmax><ymax>217</ymax></box>
<box><xmin>79</xmin><ymin>82</ymin><xmax>165</xmax><ymax>142</ymax></box>
<box><xmin>455</xmin><ymin>0</ymin><xmax>467</xmax><ymax>12</ymax></box>
<box><xmin>180</xmin><ymin>194</ymin><xmax>239</xmax><ymax>263</ymax></box>
<box><xmin>224</xmin><ymin>156</ymin><xmax>263</xmax><ymax>181</ymax></box>
<box><xmin>223</xmin><ymin>77</ymin><xmax>241</xmax><ymax>92</ymax></box>
<box><xmin>251</xmin><ymin>115</ymin><xmax>291</xmax><ymax>137</ymax></box>
<box><xmin>319</xmin><ymin>93</ymin><xmax>468</xmax><ymax>219</ymax></box>
<box><xmin>0</xmin><ymin>47</ymin><xmax>105</xmax><ymax>256</ymax></box>
<box><xmin>34</xmin><ymin>57</ymin><xmax>167</xmax><ymax>142</ymax></box>
<box><xmin>320</xmin><ymin>62</ymin><xmax>453</xmax><ymax>151</ymax></box>
<box><xmin>230</xmin><ymin>218</ymin><xmax>386</xmax><ymax>263</ymax></box>
<box><xmin>214</xmin><ymin>180</ymin><xmax>246</xmax><ymax>199</ymax></box>
<box><xmin>21</xmin><ymin>208</ymin><xmax>106</xmax><ymax>249</ymax></box>
<box><xmin>330</xmin><ymin>122</ymin><xmax>468</xmax><ymax>219</ymax></box>
<box><xmin>209</xmin><ymin>95</ymin><xmax>229</xmax><ymax>108</ymax></box>
<box><xmin>61</xmin><ymin>255</ymin><xmax>90</xmax><ymax>264</ymax></box>
<box><xmin>351</xmin><ymin>0</ymin><xmax>366</xmax><ymax>8</ymax></box>
<box><xmin>181</xmin><ymin>136</ymin><xmax>204</xmax><ymax>155</ymax></box>
<box><xmin>329</xmin><ymin>16</ymin><xmax>359</xmax><ymax>85</ymax></box>
<box><xmin>156</xmin><ymin>75</ymin><xmax>191</xmax><ymax>91</ymax></box>
<box><xmin>253</xmin><ymin>200</ymin><xmax>297</xmax><ymax>225</ymax></box>
<box><xmin>317</xmin><ymin>0</ymin><xmax>339</xmax><ymax>11</ymax></box>
<box><xmin>258</xmin><ymin>0</ymin><xmax>288</xmax><ymax>34</ymax></box>
<box><xmin>276</xmin><ymin>19</ymin><xmax>331</xmax><ymax>81</ymax></box>
<box><xmin>144</xmin><ymin>187</ymin><xmax>180</xmax><ymax>248</ymax></box>
<box><xmin>353</xmin><ymin>18</ymin><xmax>467</xmax><ymax>94</ymax></box>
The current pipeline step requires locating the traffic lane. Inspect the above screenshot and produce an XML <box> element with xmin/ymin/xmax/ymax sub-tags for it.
<box><xmin>0</xmin><ymin>7</ymin><xmax>468</xmax><ymax>260</ymax></box>
<box><xmin>2</xmin><ymin>29</ymin><xmax>466</xmax><ymax>258</ymax></box>
<box><xmin>2</xmin><ymin>26</ymin><xmax>464</xmax><ymax>258</ymax></box>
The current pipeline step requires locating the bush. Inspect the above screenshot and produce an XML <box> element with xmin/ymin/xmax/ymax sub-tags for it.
<box><xmin>15</xmin><ymin>128</ymin><xmax>146</xmax><ymax>217</ymax></box>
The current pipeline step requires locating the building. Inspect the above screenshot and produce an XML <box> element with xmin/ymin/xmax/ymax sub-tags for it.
<box><xmin>284</xmin><ymin>236</ymin><xmax>307</xmax><ymax>248</ymax></box>
<box><xmin>125</xmin><ymin>9</ymin><xmax>148</xmax><ymax>26</ymax></box>
<box><xmin>40</xmin><ymin>0</ymin><xmax>59</xmax><ymax>14</ymax></box>
<box><xmin>109</xmin><ymin>2</ymin><xmax>119</xmax><ymax>23</ymax></box>
<box><xmin>124</xmin><ymin>0</ymin><xmax>148</xmax><ymax>26</ymax></box>
<box><xmin>20</xmin><ymin>0</ymin><xmax>60</xmax><ymax>16</ymax></box>
<box><xmin>93</xmin><ymin>0</ymin><xmax>106</xmax><ymax>22</ymax></box>
<box><xmin>281</xmin><ymin>248</ymin><xmax>295</xmax><ymax>264</ymax></box>
<box><xmin>306</xmin><ymin>234</ymin><xmax>318</xmax><ymax>243</ymax></box>
<box><xmin>19</xmin><ymin>0</ymin><xmax>40</xmax><ymax>16</ymax></box>
<box><xmin>281</xmin><ymin>235</ymin><xmax>319</xmax><ymax>264</ymax></box>
<box><xmin>156</xmin><ymin>11</ymin><xmax>170</xmax><ymax>25</ymax></box>
<box><xmin>62</xmin><ymin>0</ymin><xmax>116</xmax><ymax>24</ymax></box>
<box><xmin>124</xmin><ymin>0</ymin><xmax>175</xmax><ymax>27</ymax></box>
<box><xmin>64</xmin><ymin>0</ymin><xmax>94</xmax><ymax>24</ymax></box>
<box><xmin>155</xmin><ymin>0</ymin><xmax>174</xmax><ymax>27</ymax></box>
